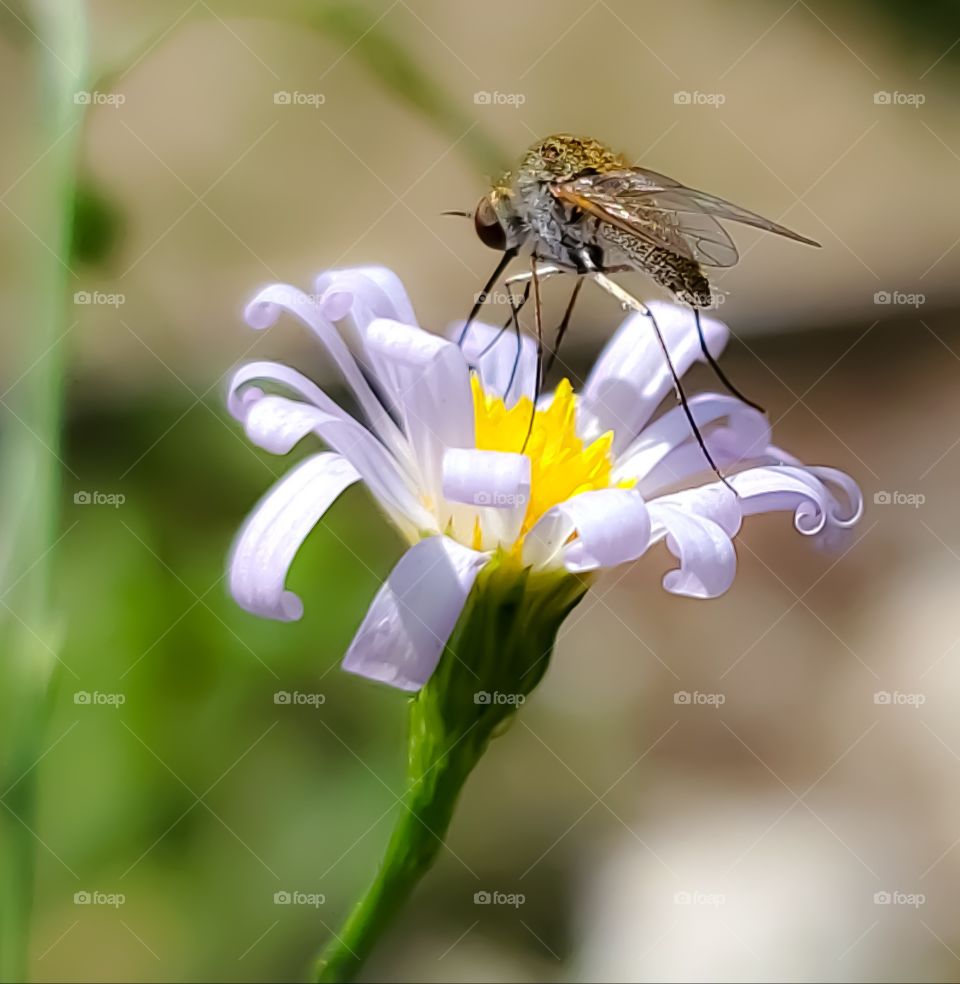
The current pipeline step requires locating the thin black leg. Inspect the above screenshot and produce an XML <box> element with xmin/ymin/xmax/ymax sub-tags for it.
<box><xmin>544</xmin><ymin>276</ymin><xmax>584</xmax><ymax>376</ymax></box>
<box><xmin>645</xmin><ymin>307</ymin><xmax>732</xmax><ymax>490</ymax></box>
<box><xmin>457</xmin><ymin>247</ymin><xmax>518</xmax><ymax>347</ymax></box>
<box><xmin>520</xmin><ymin>260</ymin><xmax>544</xmax><ymax>454</ymax></box>
<box><xmin>694</xmin><ymin>307</ymin><xmax>764</xmax><ymax>414</ymax></box>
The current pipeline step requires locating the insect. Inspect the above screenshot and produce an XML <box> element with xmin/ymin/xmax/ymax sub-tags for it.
<box><xmin>453</xmin><ymin>133</ymin><xmax>820</xmax><ymax>475</ymax></box>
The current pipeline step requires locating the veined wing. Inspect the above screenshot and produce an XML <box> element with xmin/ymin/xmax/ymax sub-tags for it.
<box><xmin>552</xmin><ymin>167</ymin><xmax>820</xmax><ymax>269</ymax></box>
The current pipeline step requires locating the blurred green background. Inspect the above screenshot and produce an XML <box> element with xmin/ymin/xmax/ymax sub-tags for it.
<box><xmin>2</xmin><ymin>0</ymin><xmax>960</xmax><ymax>981</ymax></box>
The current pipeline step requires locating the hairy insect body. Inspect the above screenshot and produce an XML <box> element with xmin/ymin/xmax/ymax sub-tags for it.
<box><xmin>599</xmin><ymin>223</ymin><xmax>712</xmax><ymax>306</ymax></box>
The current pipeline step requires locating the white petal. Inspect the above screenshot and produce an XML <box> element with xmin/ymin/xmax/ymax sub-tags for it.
<box><xmin>728</xmin><ymin>465</ymin><xmax>863</xmax><ymax>536</ymax></box>
<box><xmin>228</xmin><ymin>360</ymin><xmax>332</xmax><ymax>422</ymax></box>
<box><xmin>241</xmin><ymin>394</ymin><xmax>435</xmax><ymax>538</ymax></box>
<box><xmin>650</xmin><ymin>482</ymin><xmax>742</xmax><ymax>537</ymax></box>
<box><xmin>523</xmin><ymin>488</ymin><xmax>651</xmax><ymax>573</ymax></box>
<box><xmin>365</xmin><ymin>318</ymin><xmax>474</xmax><ymax>519</ymax></box>
<box><xmin>613</xmin><ymin>394</ymin><xmax>770</xmax><ymax>493</ymax></box>
<box><xmin>442</xmin><ymin>448</ymin><xmax>530</xmax><ymax>549</ymax></box>
<box><xmin>450</xmin><ymin>319</ymin><xmax>537</xmax><ymax>407</ymax></box>
<box><xmin>647</xmin><ymin>503</ymin><xmax>737</xmax><ymax>599</ymax></box>
<box><xmin>229</xmin><ymin>453</ymin><xmax>359</xmax><ymax>621</ymax></box>
<box><xmin>312</xmin><ymin>267</ymin><xmax>418</xmax><ymax>420</ymax></box>
<box><xmin>761</xmin><ymin>451</ymin><xmax>864</xmax><ymax>531</ymax></box>
<box><xmin>342</xmin><ymin>536</ymin><xmax>488</xmax><ymax>692</ymax></box>
<box><xmin>314</xmin><ymin>266</ymin><xmax>417</xmax><ymax>329</ymax></box>
<box><xmin>227</xmin><ymin>360</ymin><xmax>418</xmax><ymax>481</ymax></box>
<box><xmin>580</xmin><ymin>302</ymin><xmax>729</xmax><ymax>453</ymax></box>
<box><xmin>244</xmin><ymin>283</ymin><xmax>405</xmax><ymax>455</ymax></box>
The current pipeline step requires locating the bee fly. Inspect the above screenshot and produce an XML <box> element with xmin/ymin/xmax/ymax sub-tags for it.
<box><xmin>449</xmin><ymin>133</ymin><xmax>820</xmax><ymax>478</ymax></box>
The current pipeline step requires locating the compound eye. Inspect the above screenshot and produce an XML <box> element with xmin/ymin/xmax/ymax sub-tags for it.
<box><xmin>474</xmin><ymin>196</ymin><xmax>507</xmax><ymax>251</ymax></box>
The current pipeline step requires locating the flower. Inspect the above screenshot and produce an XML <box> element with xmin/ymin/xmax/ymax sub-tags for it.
<box><xmin>227</xmin><ymin>266</ymin><xmax>862</xmax><ymax>692</ymax></box>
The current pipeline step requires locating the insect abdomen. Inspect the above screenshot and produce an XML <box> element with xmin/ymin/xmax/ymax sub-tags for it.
<box><xmin>601</xmin><ymin>225</ymin><xmax>712</xmax><ymax>306</ymax></box>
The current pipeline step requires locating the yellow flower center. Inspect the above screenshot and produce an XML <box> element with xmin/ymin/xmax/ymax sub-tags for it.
<box><xmin>471</xmin><ymin>375</ymin><xmax>631</xmax><ymax>544</ymax></box>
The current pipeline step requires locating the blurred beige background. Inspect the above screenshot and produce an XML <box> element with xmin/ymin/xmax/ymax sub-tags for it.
<box><xmin>2</xmin><ymin>1</ymin><xmax>960</xmax><ymax>981</ymax></box>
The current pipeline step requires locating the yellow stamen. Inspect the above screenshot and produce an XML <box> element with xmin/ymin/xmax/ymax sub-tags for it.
<box><xmin>471</xmin><ymin>375</ymin><xmax>633</xmax><ymax>544</ymax></box>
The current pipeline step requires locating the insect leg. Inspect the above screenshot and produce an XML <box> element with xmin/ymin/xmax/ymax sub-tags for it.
<box><xmin>465</xmin><ymin>264</ymin><xmax>558</xmax><ymax>362</ymax></box>
<box><xmin>476</xmin><ymin>280</ymin><xmax>531</xmax><ymax>361</ymax></box>
<box><xmin>474</xmin><ymin>264</ymin><xmax>559</xmax><ymax>392</ymax></box>
<box><xmin>693</xmin><ymin>307</ymin><xmax>765</xmax><ymax>414</ymax></box>
<box><xmin>458</xmin><ymin>246</ymin><xmax>518</xmax><ymax>347</ymax></box>
<box><xmin>504</xmin><ymin>264</ymin><xmax>563</xmax><ymax>287</ymax></box>
<box><xmin>589</xmin><ymin>269</ymin><xmax>732</xmax><ymax>491</ymax></box>
<box><xmin>520</xmin><ymin>258</ymin><xmax>545</xmax><ymax>454</ymax></box>
<box><xmin>503</xmin><ymin>281</ymin><xmax>526</xmax><ymax>400</ymax></box>
<box><xmin>544</xmin><ymin>275</ymin><xmax>584</xmax><ymax>376</ymax></box>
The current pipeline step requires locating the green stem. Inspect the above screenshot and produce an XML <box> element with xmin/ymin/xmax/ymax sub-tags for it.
<box><xmin>314</xmin><ymin>555</ymin><xmax>589</xmax><ymax>983</ymax></box>
<box><xmin>313</xmin><ymin>736</ymin><xmax>466</xmax><ymax>982</ymax></box>
<box><xmin>0</xmin><ymin>2</ymin><xmax>87</xmax><ymax>981</ymax></box>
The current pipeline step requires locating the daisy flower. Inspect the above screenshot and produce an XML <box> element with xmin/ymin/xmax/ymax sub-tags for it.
<box><xmin>227</xmin><ymin>265</ymin><xmax>861</xmax><ymax>692</ymax></box>
<box><xmin>226</xmin><ymin>265</ymin><xmax>862</xmax><ymax>982</ymax></box>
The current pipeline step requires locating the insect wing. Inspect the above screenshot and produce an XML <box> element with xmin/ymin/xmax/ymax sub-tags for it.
<box><xmin>553</xmin><ymin>167</ymin><xmax>819</xmax><ymax>269</ymax></box>
<box><xmin>550</xmin><ymin>176</ymin><xmax>700</xmax><ymax>264</ymax></box>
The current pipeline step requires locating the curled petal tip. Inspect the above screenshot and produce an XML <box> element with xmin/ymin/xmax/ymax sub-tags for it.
<box><xmin>279</xmin><ymin>591</ymin><xmax>304</xmax><ymax>621</ymax></box>
<box><xmin>320</xmin><ymin>288</ymin><xmax>353</xmax><ymax>321</ymax></box>
<box><xmin>244</xmin><ymin>298</ymin><xmax>281</xmax><ymax>331</ymax></box>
